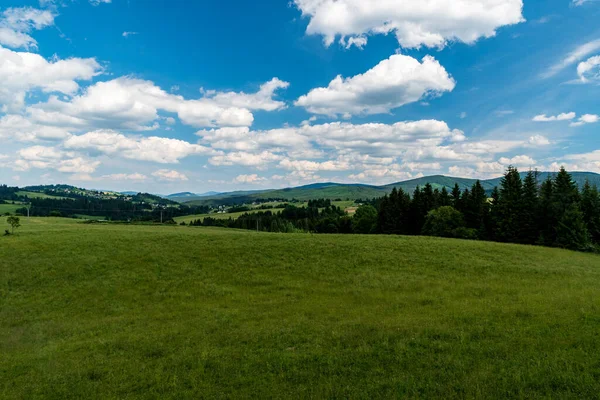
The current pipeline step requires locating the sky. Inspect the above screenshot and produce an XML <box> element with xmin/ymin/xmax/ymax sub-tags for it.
<box><xmin>0</xmin><ymin>0</ymin><xmax>599</xmax><ymax>194</ymax></box>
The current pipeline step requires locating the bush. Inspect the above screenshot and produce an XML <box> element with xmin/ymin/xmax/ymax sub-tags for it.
<box><xmin>352</xmin><ymin>205</ymin><xmax>377</xmax><ymax>234</ymax></box>
<box><xmin>423</xmin><ymin>206</ymin><xmax>466</xmax><ymax>238</ymax></box>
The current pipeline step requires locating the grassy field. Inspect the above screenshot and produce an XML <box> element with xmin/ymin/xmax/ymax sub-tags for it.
<box><xmin>14</xmin><ymin>191</ymin><xmax>68</xmax><ymax>200</ymax></box>
<box><xmin>0</xmin><ymin>203</ymin><xmax>24</xmax><ymax>215</ymax></box>
<box><xmin>1</xmin><ymin>218</ymin><xmax>600</xmax><ymax>398</ymax></box>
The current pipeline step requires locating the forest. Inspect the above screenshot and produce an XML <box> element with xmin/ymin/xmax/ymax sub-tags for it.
<box><xmin>187</xmin><ymin>167</ymin><xmax>600</xmax><ymax>252</ymax></box>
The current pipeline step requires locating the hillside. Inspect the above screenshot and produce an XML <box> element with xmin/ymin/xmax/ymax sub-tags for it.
<box><xmin>1</xmin><ymin>218</ymin><xmax>599</xmax><ymax>398</ymax></box>
<box><xmin>183</xmin><ymin>172</ymin><xmax>600</xmax><ymax>206</ymax></box>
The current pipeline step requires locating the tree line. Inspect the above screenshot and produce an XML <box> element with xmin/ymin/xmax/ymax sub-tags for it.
<box><xmin>187</xmin><ymin>167</ymin><xmax>600</xmax><ymax>252</ymax></box>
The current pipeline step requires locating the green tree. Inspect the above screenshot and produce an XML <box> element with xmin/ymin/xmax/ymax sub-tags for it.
<box><xmin>554</xmin><ymin>204</ymin><xmax>591</xmax><ymax>251</ymax></box>
<box><xmin>551</xmin><ymin>167</ymin><xmax>587</xmax><ymax>249</ymax></box>
<box><xmin>422</xmin><ymin>206</ymin><xmax>466</xmax><ymax>238</ymax></box>
<box><xmin>352</xmin><ymin>205</ymin><xmax>378</xmax><ymax>234</ymax></box>
<box><xmin>580</xmin><ymin>181</ymin><xmax>600</xmax><ymax>243</ymax></box>
<box><xmin>464</xmin><ymin>180</ymin><xmax>488</xmax><ymax>238</ymax></box>
<box><xmin>496</xmin><ymin>166</ymin><xmax>523</xmax><ymax>243</ymax></box>
<box><xmin>7</xmin><ymin>216</ymin><xmax>20</xmax><ymax>234</ymax></box>
<box><xmin>538</xmin><ymin>176</ymin><xmax>555</xmax><ymax>246</ymax></box>
<box><xmin>520</xmin><ymin>170</ymin><xmax>539</xmax><ymax>244</ymax></box>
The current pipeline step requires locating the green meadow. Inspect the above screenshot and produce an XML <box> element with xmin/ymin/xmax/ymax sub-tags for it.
<box><xmin>1</xmin><ymin>218</ymin><xmax>600</xmax><ymax>399</ymax></box>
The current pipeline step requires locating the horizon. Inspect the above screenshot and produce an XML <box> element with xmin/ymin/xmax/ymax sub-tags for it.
<box><xmin>1</xmin><ymin>1</ymin><xmax>600</xmax><ymax>193</ymax></box>
<box><xmin>6</xmin><ymin>169</ymin><xmax>600</xmax><ymax>196</ymax></box>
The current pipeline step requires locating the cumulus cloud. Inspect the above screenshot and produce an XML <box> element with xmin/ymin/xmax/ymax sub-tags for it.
<box><xmin>28</xmin><ymin>76</ymin><xmax>288</xmax><ymax>130</ymax></box>
<box><xmin>295</xmin><ymin>54</ymin><xmax>455</xmax><ymax>117</ymax></box>
<box><xmin>528</xmin><ymin>135</ymin><xmax>551</xmax><ymax>146</ymax></box>
<box><xmin>0</xmin><ymin>114</ymin><xmax>71</xmax><ymax>141</ymax></box>
<box><xmin>570</xmin><ymin>114</ymin><xmax>599</xmax><ymax>127</ymax></box>
<box><xmin>64</xmin><ymin>130</ymin><xmax>215</xmax><ymax>163</ymax></box>
<box><xmin>0</xmin><ymin>7</ymin><xmax>55</xmax><ymax>50</ymax></box>
<box><xmin>293</xmin><ymin>0</ymin><xmax>524</xmax><ymax>49</ymax></box>
<box><xmin>0</xmin><ymin>46</ymin><xmax>102</xmax><ymax>112</ymax></box>
<box><xmin>577</xmin><ymin>56</ymin><xmax>600</xmax><ymax>82</ymax></box>
<box><xmin>532</xmin><ymin>112</ymin><xmax>576</xmax><ymax>122</ymax></box>
<box><xmin>101</xmin><ymin>173</ymin><xmax>148</xmax><ymax>181</ymax></box>
<box><xmin>234</xmin><ymin>174</ymin><xmax>266</xmax><ymax>184</ymax></box>
<box><xmin>122</xmin><ymin>31</ymin><xmax>138</xmax><ymax>38</ymax></box>
<box><xmin>14</xmin><ymin>145</ymin><xmax>100</xmax><ymax>173</ymax></box>
<box><xmin>152</xmin><ymin>169</ymin><xmax>188</xmax><ymax>181</ymax></box>
<box><xmin>209</xmin><ymin>150</ymin><xmax>283</xmax><ymax>167</ymax></box>
<box><xmin>205</xmin><ymin>78</ymin><xmax>289</xmax><ymax>112</ymax></box>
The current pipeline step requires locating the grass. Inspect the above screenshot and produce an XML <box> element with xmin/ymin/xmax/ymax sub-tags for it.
<box><xmin>15</xmin><ymin>191</ymin><xmax>68</xmax><ymax>200</ymax></box>
<box><xmin>1</xmin><ymin>218</ymin><xmax>600</xmax><ymax>398</ymax></box>
<box><xmin>0</xmin><ymin>203</ymin><xmax>24</xmax><ymax>215</ymax></box>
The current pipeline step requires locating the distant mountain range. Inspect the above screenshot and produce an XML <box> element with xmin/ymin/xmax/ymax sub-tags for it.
<box><xmin>170</xmin><ymin>172</ymin><xmax>600</xmax><ymax>206</ymax></box>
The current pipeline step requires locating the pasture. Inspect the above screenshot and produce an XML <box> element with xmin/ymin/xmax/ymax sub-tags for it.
<box><xmin>1</xmin><ymin>218</ymin><xmax>600</xmax><ymax>398</ymax></box>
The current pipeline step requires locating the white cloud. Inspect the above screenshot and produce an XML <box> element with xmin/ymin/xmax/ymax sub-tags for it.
<box><xmin>542</xmin><ymin>39</ymin><xmax>600</xmax><ymax>78</ymax></box>
<box><xmin>101</xmin><ymin>173</ymin><xmax>148</xmax><ymax>181</ymax></box>
<box><xmin>293</xmin><ymin>0</ymin><xmax>524</xmax><ymax>49</ymax></box>
<box><xmin>64</xmin><ymin>130</ymin><xmax>215</xmax><ymax>163</ymax></box>
<box><xmin>14</xmin><ymin>145</ymin><xmax>100</xmax><ymax>173</ymax></box>
<box><xmin>209</xmin><ymin>150</ymin><xmax>282</xmax><ymax>167</ymax></box>
<box><xmin>0</xmin><ymin>7</ymin><xmax>55</xmax><ymax>50</ymax></box>
<box><xmin>497</xmin><ymin>155</ymin><xmax>536</xmax><ymax>166</ymax></box>
<box><xmin>295</xmin><ymin>54</ymin><xmax>455</xmax><ymax>117</ymax></box>
<box><xmin>28</xmin><ymin>76</ymin><xmax>288</xmax><ymax>130</ymax></box>
<box><xmin>206</xmin><ymin>78</ymin><xmax>289</xmax><ymax>112</ymax></box>
<box><xmin>152</xmin><ymin>169</ymin><xmax>188</xmax><ymax>181</ymax></box>
<box><xmin>90</xmin><ymin>0</ymin><xmax>112</xmax><ymax>5</ymax></box>
<box><xmin>0</xmin><ymin>114</ymin><xmax>71</xmax><ymax>141</ymax></box>
<box><xmin>570</xmin><ymin>114</ymin><xmax>599</xmax><ymax>127</ymax></box>
<box><xmin>572</xmin><ymin>0</ymin><xmax>597</xmax><ymax>5</ymax></box>
<box><xmin>279</xmin><ymin>158</ymin><xmax>351</xmax><ymax>172</ymax></box>
<box><xmin>122</xmin><ymin>31</ymin><xmax>138</xmax><ymax>38</ymax></box>
<box><xmin>528</xmin><ymin>135</ymin><xmax>551</xmax><ymax>146</ymax></box>
<box><xmin>577</xmin><ymin>56</ymin><xmax>600</xmax><ymax>82</ymax></box>
<box><xmin>234</xmin><ymin>174</ymin><xmax>266</xmax><ymax>184</ymax></box>
<box><xmin>532</xmin><ymin>112</ymin><xmax>576</xmax><ymax>122</ymax></box>
<box><xmin>0</xmin><ymin>46</ymin><xmax>102</xmax><ymax>112</ymax></box>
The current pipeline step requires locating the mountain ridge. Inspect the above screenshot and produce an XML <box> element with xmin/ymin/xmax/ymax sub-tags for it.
<box><xmin>175</xmin><ymin>171</ymin><xmax>600</xmax><ymax>205</ymax></box>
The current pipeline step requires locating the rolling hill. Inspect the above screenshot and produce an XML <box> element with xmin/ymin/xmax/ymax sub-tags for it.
<box><xmin>2</xmin><ymin>218</ymin><xmax>599</xmax><ymax>398</ymax></box>
<box><xmin>181</xmin><ymin>172</ymin><xmax>600</xmax><ymax>206</ymax></box>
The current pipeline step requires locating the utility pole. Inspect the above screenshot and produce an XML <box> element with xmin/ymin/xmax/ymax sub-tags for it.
<box><xmin>160</xmin><ymin>209</ymin><xmax>163</xmax><ymax>224</ymax></box>
<box><xmin>27</xmin><ymin>203</ymin><xmax>30</xmax><ymax>219</ymax></box>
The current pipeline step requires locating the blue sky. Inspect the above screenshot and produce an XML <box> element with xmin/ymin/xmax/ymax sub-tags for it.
<box><xmin>1</xmin><ymin>0</ymin><xmax>599</xmax><ymax>193</ymax></box>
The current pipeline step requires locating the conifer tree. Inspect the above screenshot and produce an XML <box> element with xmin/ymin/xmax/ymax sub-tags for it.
<box><xmin>496</xmin><ymin>166</ymin><xmax>523</xmax><ymax>242</ymax></box>
<box><xmin>439</xmin><ymin>187</ymin><xmax>451</xmax><ymax>207</ymax></box>
<box><xmin>551</xmin><ymin>168</ymin><xmax>589</xmax><ymax>250</ymax></box>
<box><xmin>538</xmin><ymin>176</ymin><xmax>555</xmax><ymax>246</ymax></box>
<box><xmin>520</xmin><ymin>170</ymin><xmax>539</xmax><ymax>244</ymax></box>
<box><xmin>451</xmin><ymin>184</ymin><xmax>461</xmax><ymax>209</ymax></box>
<box><xmin>580</xmin><ymin>181</ymin><xmax>600</xmax><ymax>244</ymax></box>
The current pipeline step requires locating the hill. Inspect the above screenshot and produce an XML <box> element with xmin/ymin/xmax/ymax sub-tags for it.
<box><xmin>1</xmin><ymin>218</ymin><xmax>599</xmax><ymax>398</ymax></box>
<box><xmin>183</xmin><ymin>172</ymin><xmax>600</xmax><ymax>206</ymax></box>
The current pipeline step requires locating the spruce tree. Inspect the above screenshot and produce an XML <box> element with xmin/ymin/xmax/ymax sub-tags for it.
<box><xmin>439</xmin><ymin>187</ymin><xmax>451</xmax><ymax>207</ymax></box>
<box><xmin>451</xmin><ymin>184</ymin><xmax>461</xmax><ymax>209</ymax></box>
<box><xmin>488</xmin><ymin>187</ymin><xmax>500</xmax><ymax>241</ymax></box>
<box><xmin>551</xmin><ymin>167</ymin><xmax>589</xmax><ymax>250</ymax></box>
<box><xmin>520</xmin><ymin>170</ymin><xmax>539</xmax><ymax>244</ymax></box>
<box><xmin>580</xmin><ymin>181</ymin><xmax>600</xmax><ymax>244</ymax></box>
<box><xmin>555</xmin><ymin>204</ymin><xmax>591</xmax><ymax>251</ymax></box>
<box><xmin>496</xmin><ymin>166</ymin><xmax>523</xmax><ymax>242</ymax></box>
<box><xmin>538</xmin><ymin>176</ymin><xmax>555</xmax><ymax>246</ymax></box>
